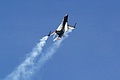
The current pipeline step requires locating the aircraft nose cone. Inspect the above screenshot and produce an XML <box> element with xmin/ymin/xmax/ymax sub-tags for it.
<box><xmin>66</xmin><ymin>14</ymin><xmax>68</xmax><ymax>17</ymax></box>
<box><xmin>64</xmin><ymin>14</ymin><xmax>68</xmax><ymax>19</ymax></box>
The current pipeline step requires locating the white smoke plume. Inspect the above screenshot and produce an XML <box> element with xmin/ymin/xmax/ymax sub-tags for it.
<box><xmin>4</xmin><ymin>29</ymin><xmax>73</xmax><ymax>80</ymax></box>
<box><xmin>34</xmin><ymin>29</ymin><xmax>73</xmax><ymax>72</ymax></box>
<box><xmin>4</xmin><ymin>36</ymin><xmax>48</xmax><ymax>80</ymax></box>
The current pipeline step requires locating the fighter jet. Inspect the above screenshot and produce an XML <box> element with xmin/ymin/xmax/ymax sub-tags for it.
<box><xmin>48</xmin><ymin>14</ymin><xmax>76</xmax><ymax>41</ymax></box>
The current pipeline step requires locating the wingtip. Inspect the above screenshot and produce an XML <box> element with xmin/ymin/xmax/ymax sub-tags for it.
<box><xmin>74</xmin><ymin>23</ymin><xmax>76</xmax><ymax>28</ymax></box>
<box><xmin>48</xmin><ymin>31</ymin><xmax>51</xmax><ymax>36</ymax></box>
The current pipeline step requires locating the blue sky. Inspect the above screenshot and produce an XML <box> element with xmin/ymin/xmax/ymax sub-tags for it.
<box><xmin>0</xmin><ymin>0</ymin><xmax>120</xmax><ymax>80</ymax></box>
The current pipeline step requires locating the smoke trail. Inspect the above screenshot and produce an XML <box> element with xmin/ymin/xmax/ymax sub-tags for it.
<box><xmin>36</xmin><ymin>39</ymin><xmax>62</xmax><ymax>68</ymax></box>
<box><xmin>34</xmin><ymin>29</ymin><xmax>73</xmax><ymax>72</ymax></box>
<box><xmin>4</xmin><ymin>36</ymin><xmax>48</xmax><ymax>80</ymax></box>
<box><xmin>4</xmin><ymin>29</ymin><xmax>73</xmax><ymax>80</ymax></box>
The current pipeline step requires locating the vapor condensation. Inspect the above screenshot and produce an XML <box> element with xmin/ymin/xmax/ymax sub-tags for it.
<box><xmin>4</xmin><ymin>36</ymin><xmax>48</xmax><ymax>80</ymax></box>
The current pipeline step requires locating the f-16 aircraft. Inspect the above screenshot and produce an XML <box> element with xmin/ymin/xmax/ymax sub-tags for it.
<box><xmin>48</xmin><ymin>14</ymin><xmax>76</xmax><ymax>41</ymax></box>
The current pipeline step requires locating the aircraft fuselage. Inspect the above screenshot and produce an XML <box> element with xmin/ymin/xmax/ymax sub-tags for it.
<box><xmin>56</xmin><ymin>14</ymin><xmax>68</xmax><ymax>38</ymax></box>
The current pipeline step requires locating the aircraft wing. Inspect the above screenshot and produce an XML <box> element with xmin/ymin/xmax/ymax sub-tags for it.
<box><xmin>68</xmin><ymin>23</ymin><xmax>76</xmax><ymax>29</ymax></box>
<box><xmin>68</xmin><ymin>25</ymin><xmax>75</xmax><ymax>29</ymax></box>
<box><xmin>50</xmin><ymin>31</ymin><xmax>56</xmax><ymax>35</ymax></box>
